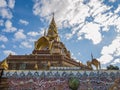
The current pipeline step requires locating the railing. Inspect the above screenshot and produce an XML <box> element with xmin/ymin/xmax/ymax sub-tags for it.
<box><xmin>2</xmin><ymin>70</ymin><xmax>120</xmax><ymax>78</ymax></box>
<box><xmin>50</xmin><ymin>67</ymin><xmax>81</xmax><ymax>70</ymax></box>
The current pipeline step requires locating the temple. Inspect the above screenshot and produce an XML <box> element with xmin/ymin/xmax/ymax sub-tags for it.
<box><xmin>0</xmin><ymin>15</ymin><xmax>89</xmax><ymax>70</ymax></box>
<box><xmin>0</xmin><ymin>15</ymin><xmax>120</xmax><ymax>90</ymax></box>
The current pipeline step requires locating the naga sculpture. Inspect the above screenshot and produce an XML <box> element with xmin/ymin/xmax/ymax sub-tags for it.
<box><xmin>87</xmin><ymin>61</ymin><xmax>93</xmax><ymax>70</ymax></box>
<box><xmin>91</xmin><ymin>59</ymin><xmax>101</xmax><ymax>70</ymax></box>
<box><xmin>87</xmin><ymin>53</ymin><xmax>101</xmax><ymax>70</ymax></box>
<box><xmin>87</xmin><ymin>54</ymin><xmax>101</xmax><ymax>70</ymax></box>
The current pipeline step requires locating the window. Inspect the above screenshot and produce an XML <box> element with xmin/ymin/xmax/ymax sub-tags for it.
<box><xmin>19</xmin><ymin>63</ymin><xmax>26</xmax><ymax>70</ymax></box>
<box><xmin>12</xmin><ymin>64</ymin><xmax>16</xmax><ymax>70</ymax></box>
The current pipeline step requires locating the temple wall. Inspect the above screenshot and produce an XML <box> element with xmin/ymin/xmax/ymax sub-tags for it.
<box><xmin>2</xmin><ymin>70</ymin><xmax>120</xmax><ymax>90</ymax></box>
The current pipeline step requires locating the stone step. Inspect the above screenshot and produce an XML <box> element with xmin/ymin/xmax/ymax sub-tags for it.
<box><xmin>0</xmin><ymin>77</ymin><xmax>8</xmax><ymax>89</ymax></box>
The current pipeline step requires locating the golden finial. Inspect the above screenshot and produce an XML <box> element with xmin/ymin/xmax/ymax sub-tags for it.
<box><xmin>51</xmin><ymin>12</ymin><xmax>55</xmax><ymax>24</ymax></box>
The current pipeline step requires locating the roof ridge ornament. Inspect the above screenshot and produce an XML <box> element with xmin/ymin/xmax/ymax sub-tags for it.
<box><xmin>47</xmin><ymin>12</ymin><xmax>60</xmax><ymax>41</ymax></box>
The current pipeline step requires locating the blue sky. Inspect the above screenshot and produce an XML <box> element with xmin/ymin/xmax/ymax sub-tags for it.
<box><xmin>0</xmin><ymin>0</ymin><xmax>120</xmax><ymax>69</ymax></box>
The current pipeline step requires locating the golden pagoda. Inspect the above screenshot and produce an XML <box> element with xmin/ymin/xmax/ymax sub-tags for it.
<box><xmin>0</xmin><ymin>15</ymin><xmax>88</xmax><ymax>70</ymax></box>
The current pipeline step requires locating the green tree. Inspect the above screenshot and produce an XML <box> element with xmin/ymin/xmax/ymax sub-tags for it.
<box><xmin>68</xmin><ymin>78</ymin><xmax>80</xmax><ymax>90</ymax></box>
<box><xmin>107</xmin><ymin>65</ymin><xmax>119</xmax><ymax>70</ymax></box>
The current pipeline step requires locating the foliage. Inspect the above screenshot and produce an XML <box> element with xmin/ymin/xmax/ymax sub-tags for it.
<box><xmin>107</xmin><ymin>65</ymin><xmax>119</xmax><ymax>70</ymax></box>
<box><xmin>68</xmin><ymin>77</ymin><xmax>80</xmax><ymax>90</ymax></box>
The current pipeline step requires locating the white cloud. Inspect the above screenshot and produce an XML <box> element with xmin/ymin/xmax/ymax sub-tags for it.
<box><xmin>28</xmin><ymin>38</ymin><xmax>36</xmax><ymax>42</ymax></box>
<box><xmin>39</xmin><ymin>28</ymin><xmax>46</xmax><ymax>36</ymax></box>
<box><xmin>0</xmin><ymin>8</ymin><xmax>13</xmax><ymax>19</ymax></box>
<box><xmin>13</xmin><ymin>45</ymin><xmax>16</xmax><ymax>48</ymax></box>
<box><xmin>32</xmin><ymin>0</ymin><xmax>110</xmax><ymax>44</ymax></box>
<box><xmin>5</xmin><ymin>20</ymin><xmax>12</xmax><ymax>28</ymax></box>
<box><xmin>65</xmin><ymin>23</ymin><xmax>83</xmax><ymax>40</ymax></box>
<box><xmin>78</xmin><ymin>52</ymin><xmax>81</xmax><ymax>55</ymax></box>
<box><xmin>19</xmin><ymin>19</ymin><xmax>29</xmax><ymax>25</ymax></box>
<box><xmin>33</xmin><ymin>0</ymin><xmax>83</xmax><ymax>25</ymax></box>
<box><xmin>0</xmin><ymin>35</ymin><xmax>8</xmax><ymax>42</ymax></box>
<box><xmin>71</xmin><ymin>52</ymin><xmax>77</xmax><ymax>60</ymax></box>
<box><xmin>72</xmin><ymin>52</ymin><xmax>82</xmax><ymax>62</ymax></box>
<box><xmin>109</xmin><ymin>0</ymin><xmax>116</xmax><ymax>3</ymax></box>
<box><xmin>65</xmin><ymin>33</ymin><xmax>73</xmax><ymax>40</ymax></box>
<box><xmin>0</xmin><ymin>0</ymin><xmax>7</xmax><ymax>7</ymax></box>
<box><xmin>14</xmin><ymin>29</ymin><xmax>26</xmax><ymax>40</ymax></box>
<box><xmin>20</xmin><ymin>41</ymin><xmax>32</xmax><ymax>48</ymax></box>
<box><xmin>99</xmin><ymin>36</ymin><xmax>120</xmax><ymax>64</ymax></box>
<box><xmin>27</xmin><ymin>31</ymin><xmax>39</xmax><ymax>37</ymax></box>
<box><xmin>99</xmin><ymin>54</ymin><xmax>113</xmax><ymax>64</ymax></box>
<box><xmin>0</xmin><ymin>44</ymin><xmax>5</xmax><ymax>49</ymax></box>
<box><xmin>3</xmin><ymin>50</ymin><xmax>16</xmax><ymax>56</ymax></box>
<box><xmin>0</xmin><ymin>20</ymin><xmax>4</xmax><ymax>26</ymax></box>
<box><xmin>0</xmin><ymin>0</ymin><xmax>15</xmax><ymax>19</ymax></box>
<box><xmin>3</xmin><ymin>20</ymin><xmax>17</xmax><ymax>32</ymax></box>
<box><xmin>101</xmin><ymin>38</ymin><xmax>120</xmax><ymax>55</ymax></box>
<box><xmin>111</xmin><ymin>59</ymin><xmax>120</xmax><ymax>65</ymax></box>
<box><xmin>8</xmin><ymin>0</ymin><xmax>15</xmax><ymax>9</ymax></box>
<box><xmin>96</xmin><ymin>5</ymin><xmax>120</xmax><ymax>65</ymax></box>
<box><xmin>0</xmin><ymin>0</ymin><xmax>15</xmax><ymax>9</ymax></box>
<box><xmin>78</xmin><ymin>22</ymin><xmax>102</xmax><ymax>44</ymax></box>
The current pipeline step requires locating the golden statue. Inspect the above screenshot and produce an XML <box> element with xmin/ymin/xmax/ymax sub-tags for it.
<box><xmin>109</xmin><ymin>78</ymin><xmax>120</xmax><ymax>90</ymax></box>
<box><xmin>47</xmin><ymin>61</ymin><xmax>51</xmax><ymax>70</ymax></box>
<box><xmin>34</xmin><ymin>64</ymin><xmax>38</xmax><ymax>70</ymax></box>
<box><xmin>87</xmin><ymin>61</ymin><xmax>93</xmax><ymax>70</ymax></box>
<box><xmin>0</xmin><ymin>59</ymin><xmax>8</xmax><ymax>70</ymax></box>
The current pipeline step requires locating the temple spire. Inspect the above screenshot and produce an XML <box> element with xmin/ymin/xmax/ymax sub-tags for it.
<box><xmin>50</xmin><ymin>12</ymin><xmax>56</xmax><ymax>30</ymax></box>
<box><xmin>47</xmin><ymin>13</ymin><xmax>60</xmax><ymax>41</ymax></box>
